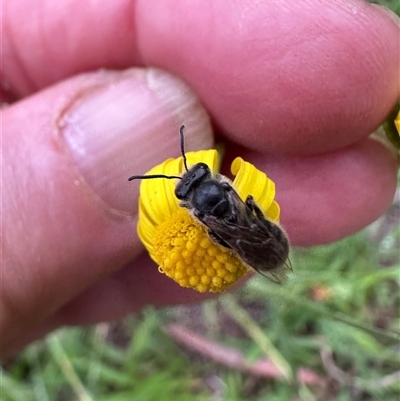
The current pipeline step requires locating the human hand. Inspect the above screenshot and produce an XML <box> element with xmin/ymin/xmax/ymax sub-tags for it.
<box><xmin>2</xmin><ymin>0</ymin><xmax>399</xmax><ymax>355</ymax></box>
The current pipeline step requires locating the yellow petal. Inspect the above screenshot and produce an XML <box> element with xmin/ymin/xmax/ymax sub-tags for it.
<box><xmin>183</xmin><ymin>149</ymin><xmax>219</xmax><ymax>173</ymax></box>
<box><xmin>264</xmin><ymin>200</ymin><xmax>281</xmax><ymax>223</ymax></box>
<box><xmin>137</xmin><ymin>197</ymin><xmax>156</xmax><ymax>253</ymax></box>
<box><xmin>231</xmin><ymin>157</ymin><xmax>280</xmax><ymax>222</ymax></box>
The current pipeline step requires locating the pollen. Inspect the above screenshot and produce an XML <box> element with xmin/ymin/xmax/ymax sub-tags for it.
<box><xmin>152</xmin><ymin>208</ymin><xmax>248</xmax><ymax>293</ymax></box>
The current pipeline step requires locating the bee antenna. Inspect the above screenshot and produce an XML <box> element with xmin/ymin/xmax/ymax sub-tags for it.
<box><xmin>128</xmin><ymin>174</ymin><xmax>181</xmax><ymax>181</ymax></box>
<box><xmin>179</xmin><ymin>125</ymin><xmax>189</xmax><ymax>172</ymax></box>
<box><xmin>128</xmin><ymin>125</ymin><xmax>189</xmax><ymax>182</ymax></box>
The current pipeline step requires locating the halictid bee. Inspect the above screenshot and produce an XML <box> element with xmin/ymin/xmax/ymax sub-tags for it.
<box><xmin>129</xmin><ymin>126</ymin><xmax>291</xmax><ymax>282</ymax></box>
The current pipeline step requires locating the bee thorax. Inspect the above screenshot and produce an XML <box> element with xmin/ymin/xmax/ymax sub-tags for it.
<box><xmin>192</xmin><ymin>181</ymin><xmax>230</xmax><ymax>217</ymax></box>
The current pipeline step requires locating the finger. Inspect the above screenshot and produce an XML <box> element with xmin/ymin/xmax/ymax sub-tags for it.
<box><xmin>225</xmin><ymin>138</ymin><xmax>398</xmax><ymax>246</ymax></box>
<box><xmin>3</xmin><ymin>0</ymin><xmax>399</xmax><ymax>154</ymax></box>
<box><xmin>4</xmin><ymin>252</ymin><xmax>214</xmax><ymax>355</ymax></box>
<box><xmin>1</xmin><ymin>68</ymin><xmax>213</xmax><ymax>353</ymax></box>
<box><xmin>139</xmin><ymin>0</ymin><xmax>400</xmax><ymax>154</ymax></box>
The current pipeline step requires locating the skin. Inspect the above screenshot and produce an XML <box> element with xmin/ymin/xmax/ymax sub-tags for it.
<box><xmin>1</xmin><ymin>0</ymin><xmax>399</xmax><ymax>356</ymax></box>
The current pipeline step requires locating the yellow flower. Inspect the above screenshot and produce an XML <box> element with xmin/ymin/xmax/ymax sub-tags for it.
<box><xmin>137</xmin><ymin>149</ymin><xmax>281</xmax><ymax>293</ymax></box>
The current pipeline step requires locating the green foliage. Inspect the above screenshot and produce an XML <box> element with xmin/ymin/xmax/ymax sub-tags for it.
<box><xmin>383</xmin><ymin>99</ymin><xmax>400</xmax><ymax>149</ymax></box>
<box><xmin>370</xmin><ymin>0</ymin><xmax>400</xmax><ymax>15</ymax></box>
<box><xmin>2</xmin><ymin>314</ymin><xmax>207</xmax><ymax>401</ymax></box>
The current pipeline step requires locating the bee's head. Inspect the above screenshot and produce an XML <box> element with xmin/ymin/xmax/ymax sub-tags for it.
<box><xmin>175</xmin><ymin>163</ymin><xmax>211</xmax><ymax>200</ymax></box>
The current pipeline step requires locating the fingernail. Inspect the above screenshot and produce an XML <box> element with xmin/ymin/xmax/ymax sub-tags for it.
<box><xmin>62</xmin><ymin>68</ymin><xmax>213</xmax><ymax>213</ymax></box>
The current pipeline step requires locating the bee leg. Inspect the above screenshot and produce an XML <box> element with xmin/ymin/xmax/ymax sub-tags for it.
<box><xmin>246</xmin><ymin>196</ymin><xmax>287</xmax><ymax>242</ymax></box>
<box><xmin>245</xmin><ymin>195</ymin><xmax>265</xmax><ymax>220</ymax></box>
<box><xmin>208</xmin><ymin>230</ymin><xmax>232</xmax><ymax>250</ymax></box>
<box><xmin>179</xmin><ymin>201</ymin><xmax>193</xmax><ymax>210</ymax></box>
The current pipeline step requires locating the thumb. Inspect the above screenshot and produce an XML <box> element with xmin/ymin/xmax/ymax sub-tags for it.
<box><xmin>2</xmin><ymin>68</ymin><xmax>213</xmax><ymax>351</ymax></box>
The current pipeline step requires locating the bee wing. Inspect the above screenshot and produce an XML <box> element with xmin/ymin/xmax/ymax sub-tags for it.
<box><xmin>201</xmin><ymin>214</ymin><xmax>290</xmax><ymax>283</ymax></box>
<box><xmin>189</xmin><ymin>181</ymin><xmax>290</xmax><ymax>283</ymax></box>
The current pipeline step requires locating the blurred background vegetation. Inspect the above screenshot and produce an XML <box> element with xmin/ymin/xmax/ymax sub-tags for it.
<box><xmin>2</xmin><ymin>1</ymin><xmax>399</xmax><ymax>400</ymax></box>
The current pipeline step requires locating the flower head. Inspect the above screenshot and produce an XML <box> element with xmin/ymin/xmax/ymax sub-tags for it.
<box><xmin>136</xmin><ymin>149</ymin><xmax>281</xmax><ymax>293</ymax></box>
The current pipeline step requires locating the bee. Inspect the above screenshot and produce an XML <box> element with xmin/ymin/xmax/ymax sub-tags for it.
<box><xmin>129</xmin><ymin>126</ymin><xmax>291</xmax><ymax>282</ymax></box>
